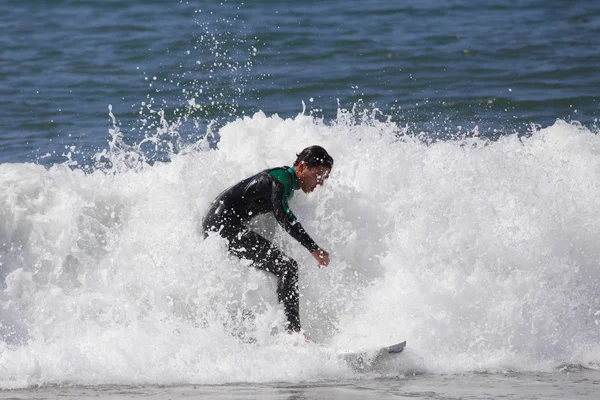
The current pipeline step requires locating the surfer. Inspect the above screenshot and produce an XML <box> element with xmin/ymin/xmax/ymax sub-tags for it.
<box><xmin>202</xmin><ymin>145</ymin><xmax>333</xmax><ymax>334</ymax></box>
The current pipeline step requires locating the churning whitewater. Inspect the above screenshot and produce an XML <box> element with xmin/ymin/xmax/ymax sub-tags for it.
<box><xmin>1</xmin><ymin>112</ymin><xmax>600</xmax><ymax>388</ymax></box>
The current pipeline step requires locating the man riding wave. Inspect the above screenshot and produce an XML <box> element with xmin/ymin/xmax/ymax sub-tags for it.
<box><xmin>202</xmin><ymin>145</ymin><xmax>333</xmax><ymax>333</ymax></box>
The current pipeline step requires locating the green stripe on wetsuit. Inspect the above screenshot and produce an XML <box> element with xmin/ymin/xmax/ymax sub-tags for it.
<box><xmin>269</xmin><ymin>167</ymin><xmax>299</xmax><ymax>221</ymax></box>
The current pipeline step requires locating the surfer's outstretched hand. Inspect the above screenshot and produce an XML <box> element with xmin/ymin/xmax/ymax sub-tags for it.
<box><xmin>312</xmin><ymin>248</ymin><xmax>330</xmax><ymax>268</ymax></box>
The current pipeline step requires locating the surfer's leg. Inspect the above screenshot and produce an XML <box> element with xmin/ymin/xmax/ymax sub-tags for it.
<box><xmin>229</xmin><ymin>231</ymin><xmax>301</xmax><ymax>332</ymax></box>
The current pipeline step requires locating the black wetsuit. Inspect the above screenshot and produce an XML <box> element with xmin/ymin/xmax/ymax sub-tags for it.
<box><xmin>202</xmin><ymin>166</ymin><xmax>319</xmax><ymax>332</ymax></box>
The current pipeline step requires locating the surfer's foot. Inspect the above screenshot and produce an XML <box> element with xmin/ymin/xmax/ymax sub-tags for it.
<box><xmin>290</xmin><ymin>329</ymin><xmax>311</xmax><ymax>342</ymax></box>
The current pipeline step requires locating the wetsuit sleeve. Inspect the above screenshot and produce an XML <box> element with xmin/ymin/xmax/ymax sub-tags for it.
<box><xmin>270</xmin><ymin>179</ymin><xmax>320</xmax><ymax>253</ymax></box>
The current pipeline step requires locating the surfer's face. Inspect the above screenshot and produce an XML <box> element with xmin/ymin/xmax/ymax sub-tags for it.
<box><xmin>297</xmin><ymin>163</ymin><xmax>331</xmax><ymax>193</ymax></box>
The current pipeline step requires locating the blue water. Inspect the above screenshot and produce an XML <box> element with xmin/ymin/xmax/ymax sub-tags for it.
<box><xmin>2</xmin><ymin>0</ymin><xmax>600</xmax><ymax>396</ymax></box>
<box><xmin>1</xmin><ymin>0</ymin><xmax>598</xmax><ymax>165</ymax></box>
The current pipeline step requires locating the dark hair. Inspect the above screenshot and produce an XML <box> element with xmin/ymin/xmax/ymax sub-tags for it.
<box><xmin>293</xmin><ymin>145</ymin><xmax>334</xmax><ymax>168</ymax></box>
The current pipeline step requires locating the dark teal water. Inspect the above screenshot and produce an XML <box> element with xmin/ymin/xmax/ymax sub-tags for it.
<box><xmin>1</xmin><ymin>0</ymin><xmax>598</xmax><ymax>165</ymax></box>
<box><xmin>4</xmin><ymin>371</ymin><xmax>600</xmax><ymax>399</ymax></box>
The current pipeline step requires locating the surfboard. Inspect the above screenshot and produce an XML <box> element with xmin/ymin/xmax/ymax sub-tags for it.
<box><xmin>341</xmin><ymin>341</ymin><xmax>406</xmax><ymax>371</ymax></box>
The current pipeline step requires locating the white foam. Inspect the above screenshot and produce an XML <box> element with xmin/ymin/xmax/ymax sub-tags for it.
<box><xmin>1</xmin><ymin>113</ymin><xmax>600</xmax><ymax>387</ymax></box>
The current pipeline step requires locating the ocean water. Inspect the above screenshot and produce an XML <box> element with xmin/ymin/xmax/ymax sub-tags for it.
<box><xmin>1</xmin><ymin>0</ymin><xmax>600</xmax><ymax>398</ymax></box>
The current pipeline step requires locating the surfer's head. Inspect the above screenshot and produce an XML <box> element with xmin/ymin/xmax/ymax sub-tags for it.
<box><xmin>294</xmin><ymin>145</ymin><xmax>333</xmax><ymax>193</ymax></box>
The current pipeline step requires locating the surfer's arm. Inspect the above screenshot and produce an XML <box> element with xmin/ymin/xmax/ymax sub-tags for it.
<box><xmin>269</xmin><ymin>179</ymin><xmax>320</xmax><ymax>253</ymax></box>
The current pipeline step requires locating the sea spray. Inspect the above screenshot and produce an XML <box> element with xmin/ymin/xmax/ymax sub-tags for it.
<box><xmin>1</xmin><ymin>113</ymin><xmax>600</xmax><ymax>387</ymax></box>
